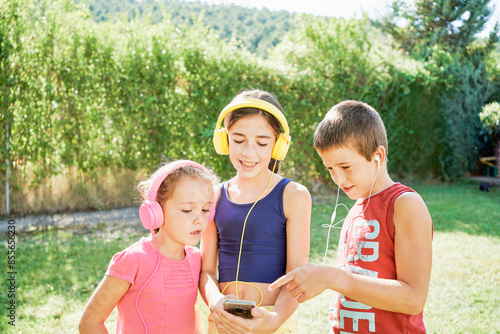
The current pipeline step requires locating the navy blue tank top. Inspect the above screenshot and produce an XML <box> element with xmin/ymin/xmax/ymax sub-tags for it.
<box><xmin>215</xmin><ymin>178</ymin><xmax>291</xmax><ymax>283</ymax></box>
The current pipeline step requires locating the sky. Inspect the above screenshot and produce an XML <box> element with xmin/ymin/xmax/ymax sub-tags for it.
<box><xmin>193</xmin><ymin>0</ymin><xmax>500</xmax><ymax>37</ymax></box>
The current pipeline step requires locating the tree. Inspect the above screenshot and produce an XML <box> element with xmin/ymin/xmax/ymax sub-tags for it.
<box><xmin>376</xmin><ymin>0</ymin><xmax>498</xmax><ymax>58</ymax></box>
<box><xmin>374</xmin><ymin>0</ymin><xmax>500</xmax><ymax>179</ymax></box>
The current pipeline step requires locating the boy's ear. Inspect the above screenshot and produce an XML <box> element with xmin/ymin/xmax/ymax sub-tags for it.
<box><xmin>373</xmin><ymin>145</ymin><xmax>386</xmax><ymax>167</ymax></box>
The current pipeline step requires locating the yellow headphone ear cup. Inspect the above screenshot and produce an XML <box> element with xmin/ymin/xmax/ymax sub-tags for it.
<box><xmin>272</xmin><ymin>134</ymin><xmax>290</xmax><ymax>160</ymax></box>
<box><xmin>213</xmin><ymin>128</ymin><xmax>229</xmax><ymax>155</ymax></box>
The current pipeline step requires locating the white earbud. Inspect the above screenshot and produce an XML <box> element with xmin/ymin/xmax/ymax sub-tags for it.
<box><xmin>375</xmin><ymin>155</ymin><xmax>381</xmax><ymax>169</ymax></box>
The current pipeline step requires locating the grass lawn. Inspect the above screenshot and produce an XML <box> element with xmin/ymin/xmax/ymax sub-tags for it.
<box><xmin>1</xmin><ymin>180</ymin><xmax>499</xmax><ymax>333</ymax></box>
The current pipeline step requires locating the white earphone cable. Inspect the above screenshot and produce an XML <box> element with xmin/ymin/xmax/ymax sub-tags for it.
<box><xmin>317</xmin><ymin>158</ymin><xmax>380</xmax><ymax>332</ymax></box>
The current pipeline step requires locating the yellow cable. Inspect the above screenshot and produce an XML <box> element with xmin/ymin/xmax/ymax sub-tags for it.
<box><xmin>221</xmin><ymin>281</ymin><xmax>264</xmax><ymax>305</ymax></box>
<box><xmin>222</xmin><ymin>160</ymin><xmax>278</xmax><ymax>307</ymax></box>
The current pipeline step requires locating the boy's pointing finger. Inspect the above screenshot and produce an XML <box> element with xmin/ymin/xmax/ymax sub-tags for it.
<box><xmin>267</xmin><ymin>272</ymin><xmax>295</xmax><ymax>291</ymax></box>
<box><xmin>268</xmin><ymin>273</ymin><xmax>295</xmax><ymax>292</ymax></box>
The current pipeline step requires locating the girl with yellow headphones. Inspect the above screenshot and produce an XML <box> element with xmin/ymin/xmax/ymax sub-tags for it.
<box><xmin>200</xmin><ymin>89</ymin><xmax>312</xmax><ymax>333</ymax></box>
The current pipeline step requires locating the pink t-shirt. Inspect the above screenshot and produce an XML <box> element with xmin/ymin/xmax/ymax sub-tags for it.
<box><xmin>106</xmin><ymin>237</ymin><xmax>201</xmax><ymax>334</ymax></box>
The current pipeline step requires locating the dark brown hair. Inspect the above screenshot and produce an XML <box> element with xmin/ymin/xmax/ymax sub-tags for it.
<box><xmin>224</xmin><ymin>89</ymin><xmax>285</xmax><ymax>173</ymax></box>
<box><xmin>314</xmin><ymin>100</ymin><xmax>388</xmax><ymax>161</ymax></box>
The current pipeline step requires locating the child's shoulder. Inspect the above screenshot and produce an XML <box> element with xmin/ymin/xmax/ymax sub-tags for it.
<box><xmin>392</xmin><ymin>184</ymin><xmax>432</xmax><ymax>228</ymax></box>
<box><xmin>377</xmin><ymin>182</ymin><xmax>419</xmax><ymax>200</ymax></box>
<box><xmin>124</xmin><ymin>236</ymin><xmax>151</xmax><ymax>251</ymax></box>
<box><xmin>394</xmin><ymin>189</ymin><xmax>427</xmax><ymax>212</ymax></box>
<box><xmin>283</xmin><ymin>178</ymin><xmax>311</xmax><ymax>197</ymax></box>
<box><xmin>282</xmin><ymin>178</ymin><xmax>311</xmax><ymax>208</ymax></box>
<box><xmin>111</xmin><ymin>237</ymin><xmax>151</xmax><ymax>259</ymax></box>
<box><xmin>391</xmin><ymin>183</ymin><xmax>424</xmax><ymax>203</ymax></box>
<box><xmin>107</xmin><ymin>237</ymin><xmax>151</xmax><ymax>274</ymax></box>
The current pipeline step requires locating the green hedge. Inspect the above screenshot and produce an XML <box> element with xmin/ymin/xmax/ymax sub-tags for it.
<box><xmin>1</xmin><ymin>0</ymin><xmax>499</xmax><ymax>214</ymax></box>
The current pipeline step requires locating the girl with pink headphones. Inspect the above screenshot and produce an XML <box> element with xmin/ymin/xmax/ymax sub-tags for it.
<box><xmin>200</xmin><ymin>90</ymin><xmax>312</xmax><ymax>333</ymax></box>
<box><xmin>79</xmin><ymin>160</ymin><xmax>219</xmax><ymax>334</ymax></box>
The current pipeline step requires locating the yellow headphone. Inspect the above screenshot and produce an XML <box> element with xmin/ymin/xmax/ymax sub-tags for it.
<box><xmin>213</xmin><ymin>98</ymin><xmax>291</xmax><ymax>161</ymax></box>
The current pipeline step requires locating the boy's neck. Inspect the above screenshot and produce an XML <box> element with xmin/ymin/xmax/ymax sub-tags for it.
<box><xmin>363</xmin><ymin>173</ymin><xmax>395</xmax><ymax>200</ymax></box>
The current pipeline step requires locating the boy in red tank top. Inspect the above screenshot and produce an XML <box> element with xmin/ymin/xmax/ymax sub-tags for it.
<box><xmin>269</xmin><ymin>100</ymin><xmax>433</xmax><ymax>333</ymax></box>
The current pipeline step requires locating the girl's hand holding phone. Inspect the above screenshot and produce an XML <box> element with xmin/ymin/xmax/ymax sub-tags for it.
<box><xmin>223</xmin><ymin>299</ymin><xmax>256</xmax><ymax>319</ymax></box>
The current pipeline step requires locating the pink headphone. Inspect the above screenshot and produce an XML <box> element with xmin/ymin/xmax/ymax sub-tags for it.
<box><xmin>139</xmin><ymin>160</ymin><xmax>215</xmax><ymax>230</ymax></box>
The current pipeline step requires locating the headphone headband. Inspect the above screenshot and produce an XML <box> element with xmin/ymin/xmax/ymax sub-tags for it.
<box><xmin>214</xmin><ymin>98</ymin><xmax>290</xmax><ymax>139</ymax></box>
<box><xmin>213</xmin><ymin>98</ymin><xmax>291</xmax><ymax>160</ymax></box>
<box><xmin>140</xmin><ymin>160</ymin><xmax>214</xmax><ymax>230</ymax></box>
<box><xmin>147</xmin><ymin>160</ymin><xmax>206</xmax><ymax>201</ymax></box>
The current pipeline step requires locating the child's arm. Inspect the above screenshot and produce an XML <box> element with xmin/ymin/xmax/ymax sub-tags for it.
<box><xmin>199</xmin><ymin>219</ymin><xmax>226</xmax><ymax>311</ymax></box>
<box><xmin>79</xmin><ymin>275</ymin><xmax>131</xmax><ymax>333</ymax></box>
<box><xmin>270</xmin><ymin>192</ymin><xmax>433</xmax><ymax>315</ymax></box>
<box><xmin>268</xmin><ymin>182</ymin><xmax>312</xmax><ymax>323</ymax></box>
<box><xmin>194</xmin><ymin>294</ymin><xmax>206</xmax><ymax>334</ymax></box>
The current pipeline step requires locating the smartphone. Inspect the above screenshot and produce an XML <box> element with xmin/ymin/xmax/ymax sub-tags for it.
<box><xmin>223</xmin><ymin>299</ymin><xmax>256</xmax><ymax>319</ymax></box>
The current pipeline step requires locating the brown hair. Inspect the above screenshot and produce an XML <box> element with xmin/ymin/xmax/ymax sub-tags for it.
<box><xmin>224</xmin><ymin>89</ymin><xmax>284</xmax><ymax>173</ymax></box>
<box><xmin>314</xmin><ymin>100</ymin><xmax>388</xmax><ymax>161</ymax></box>
<box><xmin>137</xmin><ymin>160</ymin><xmax>220</xmax><ymax>232</ymax></box>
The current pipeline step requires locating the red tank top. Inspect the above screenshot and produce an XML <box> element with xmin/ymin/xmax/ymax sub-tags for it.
<box><xmin>329</xmin><ymin>183</ymin><xmax>427</xmax><ymax>333</ymax></box>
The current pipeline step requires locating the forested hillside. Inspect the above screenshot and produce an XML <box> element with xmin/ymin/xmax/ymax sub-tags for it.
<box><xmin>79</xmin><ymin>0</ymin><xmax>297</xmax><ymax>57</ymax></box>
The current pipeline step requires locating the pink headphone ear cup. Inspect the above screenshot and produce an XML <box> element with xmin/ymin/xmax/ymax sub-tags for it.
<box><xmin>139</xmin><ymin>200</ymin><xmax>164</xmax><ymax>230</ymax></box>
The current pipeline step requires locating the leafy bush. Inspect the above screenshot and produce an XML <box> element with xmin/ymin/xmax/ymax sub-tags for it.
<box><xmin>1</xmin><ymin>0</ymin><xmax>499</xmax><ymax>215</ymax></box>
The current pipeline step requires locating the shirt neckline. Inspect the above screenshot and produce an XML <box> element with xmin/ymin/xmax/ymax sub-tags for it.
<box><xmin>223</xmin><ymin>177</ymin><xmax>288</xmax><ymax>206</ymax></box>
